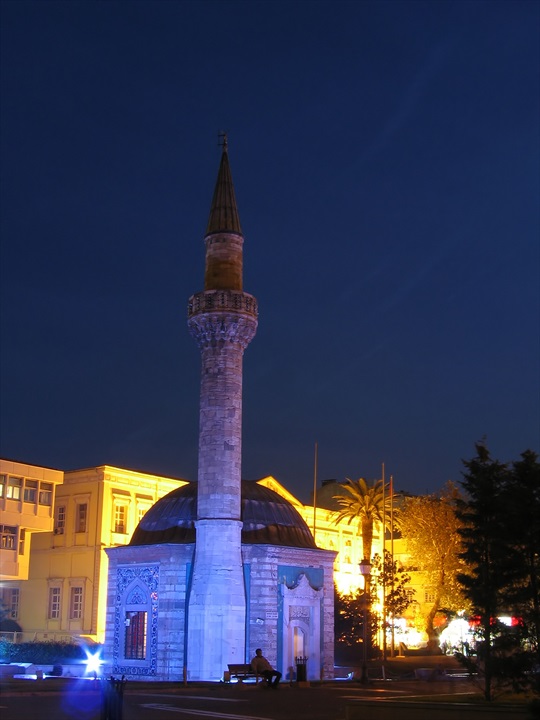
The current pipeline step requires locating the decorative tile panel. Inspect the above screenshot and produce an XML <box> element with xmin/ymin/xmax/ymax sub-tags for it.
<box><xmin>113</xmin><ymin>564</ymin><xmax>159</xmax><ymax>676</ymax></box>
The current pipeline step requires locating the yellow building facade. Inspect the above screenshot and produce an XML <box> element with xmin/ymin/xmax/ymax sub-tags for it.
<box><xmin>2</xmin><ymin>464</ymin><xmax>185</xmax><ymax>643</ymax></box>
<box><xmin>0</xmin><ymin>460</ymin><xmax>64</xmax><ymax>628</ymax></box>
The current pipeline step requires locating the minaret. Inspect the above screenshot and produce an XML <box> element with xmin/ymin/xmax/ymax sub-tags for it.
<box><xmin>186</xmin><ymin>137</ymin><xmax>258</xmax><ymax>680</ymax></box>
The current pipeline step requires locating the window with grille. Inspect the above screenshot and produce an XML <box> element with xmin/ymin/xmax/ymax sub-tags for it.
<box><xmin>76</xmin><ymin>503</ymin><xmax>88</xmax><ymax>533</ymax></box>
<box><xmin>48</xmin><ymin>587</ymin><xmax>61</xmax><ymax>619</ymax></box>
<box><xmin>124</xmin><ymin>611</ymin><xmax>147</xmax><ymax>659</ymax></box>
<box><xmin>0</xmin><ymin>525</ymin><xmax>17</xmax><ymax>550</ymax></box>
<box><xmin>424</xmin><ymin>591</ymin><xmax>435</xmax><ymax>603</ymax></box>
<box><xmin>114</xmin><ymin>504</ymin><xmax>127</xmax><ymax>534</ymax></box>
<box><xmin>24</xmin><ymin>480</ymin><xmax>38</xmax><ymax>503</ymax></box>
<box><xmin>70</xmin><ymin>586</ymin><xmax>83</xmax><ymax>619</ymax></box>
<box><xmin>55</xmin><ymin>506</ymin><xmax>66</xmax><ymax>534</ymax></box>
<box><xmin>6</xmin><ymin>477</ymin><xmax>22</xmax><ymax>500</ymax></box>
<box><xmin>39</xmin><ymin>482</ymin><xmax>53</xmax><ymax>506</ymax></box>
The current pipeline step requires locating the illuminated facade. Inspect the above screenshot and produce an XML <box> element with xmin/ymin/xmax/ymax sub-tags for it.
<box><xmin>3</xmin><ymin>465</ymin><xmax>184</xmax><ymax>643</ymax></box>
<box><xmin>0</xmin><ymin>460</ymin><xmax>63</xmax><ymax>631</ymax></box>
<box><xmin>1</xmin><ymin>458</ymin><xmax>432</xmax><ymax>652</ymax></box>
<box><xmin>103</xmin><ymin>142</ymin><xmax>336</xmax><ymax>682</ymax></box>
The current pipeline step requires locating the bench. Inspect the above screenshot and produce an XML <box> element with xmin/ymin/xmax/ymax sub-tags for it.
<box><xmin>227</xmin><ymin>664</ymin><xmax>261</xmax><ymax>683</ymax></box>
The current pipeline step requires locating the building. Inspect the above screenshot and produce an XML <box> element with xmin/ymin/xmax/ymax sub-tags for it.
<box><xmin>259</xmin><ymin>476</ymin><xmax>374</xmax><ymax>596</ymax></box>
<box><xmin>0</xmin><ymin>459</ymin><xmax>64</xmax><ymax>632</ymax></box>
<box><xmin>1</xmin><ymin>458</ymin><xmax>431</xmax><ymax>653</ymax></box>
<box><xmin>103</xmin><ymin>140</ymin><xmax>336</xmax><ymax>682</ymax></box>
<box><xmin>2</xmin><ymin>465</ymin><xmax>185</xmax><ymax>643</ymax></box>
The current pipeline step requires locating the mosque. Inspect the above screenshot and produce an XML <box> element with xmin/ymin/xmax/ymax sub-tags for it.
<box><xmin>102</xmin><ymin>139</ymin><xmax>336</xmax><ymax>682</ymax></box>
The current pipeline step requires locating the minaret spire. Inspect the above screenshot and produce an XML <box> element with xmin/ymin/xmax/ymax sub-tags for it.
<box><xmin>206</xmin><ymin>134</ymin><xmax>242</xmax><ymax>237</ymax></box>
<box><xmin>186</xmin><ymin>139</ymin><xmax>258</xmax><ymax>681</ymax></box>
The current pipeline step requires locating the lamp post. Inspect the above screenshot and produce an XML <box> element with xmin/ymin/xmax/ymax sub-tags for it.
<box><xmin>359</xmin><ymin>559</ymin><xmax>372</xmax><ymax>683</ymax></box>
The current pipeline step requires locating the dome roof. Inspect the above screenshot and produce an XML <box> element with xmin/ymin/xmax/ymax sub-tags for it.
<box><xmin>130</xmin><ymin>480</ymin><xmax>316</xmax><ymax>549</ymax></box>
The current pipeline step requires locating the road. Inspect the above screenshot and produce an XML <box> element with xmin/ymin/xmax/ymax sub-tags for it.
<box><xmin>0</xmin><ymin>677</ymin><xmax>526</xmax><ymax>720</ymax></box>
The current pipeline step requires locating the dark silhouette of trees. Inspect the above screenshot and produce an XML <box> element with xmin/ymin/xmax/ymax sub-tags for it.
<box><xmin>334</xmin><ymin>554</ymin><xmax>413</xmax><ymax>658</ymax></box>
<box><xmin>334</xmin><ymin>584</ymin><xmax>365</xmax><ymax>648</ymax></box>
<box><xmin>504</xmin><ymin>450</ymin><xmax>540</xmax><ymax>658</ymax></box>
<box><xmin>456</xmin><ymin>443</ymin><xmax>540</xmax><ymax>701</ymax></box>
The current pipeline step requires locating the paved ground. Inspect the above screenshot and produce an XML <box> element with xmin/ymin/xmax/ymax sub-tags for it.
<box><xmin>1</xmin><ymin>669</ymin><xmax>533</xmax><ymax>720</ymax></box>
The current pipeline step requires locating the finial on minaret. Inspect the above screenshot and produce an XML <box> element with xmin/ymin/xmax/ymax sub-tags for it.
<box><xmin>218</xmin><ymin>131</ymin><xmax>228</xmax><ymax>151</ymax></box>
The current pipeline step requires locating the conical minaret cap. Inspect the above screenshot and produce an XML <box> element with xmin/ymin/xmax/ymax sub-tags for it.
<box><xmin>205</xmin><ymin>137</ymin><xmax>243</xmax><ymax>236</ymax></box>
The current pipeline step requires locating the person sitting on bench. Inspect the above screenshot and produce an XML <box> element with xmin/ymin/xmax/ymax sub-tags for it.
<box><xmin>251</xmin><ymin>648</ymin><xmax>282</xmax><ymax>688</ymax></box>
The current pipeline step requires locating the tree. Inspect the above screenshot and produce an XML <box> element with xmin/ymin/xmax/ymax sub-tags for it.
<box><xmin>333</xmin><ymin>478</ymin><xmax>389</xmax><ymax>562</ymax></box>
<box><xmin>334</xmin><ymin>584</ymin><xmax>365</xmax><ymax>648</ymax></box>
<box><xmin>398</xmin><ymin>483</ymin><xmax>468</xmax><ymax>646</ymax></box>
<box><xmin>504</xmin><ymin>450</ymin><xmax>540</xmax><ymax>657</ymax></box>
<box><xmin>370</xmin><ymin>550</ymin><xmax>414</xmax><ymax>653</ymax></box>
<box><xmin>456</xmin><ymin>443</ymin><xmax>528</xmax><ymax>701</ymax></box>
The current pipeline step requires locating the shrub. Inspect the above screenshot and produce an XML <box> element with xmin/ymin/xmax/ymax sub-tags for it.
<box><xmin>0</xmin><ymin>640</ymin><xmax>101</xmax><ymax>664</ymax></box>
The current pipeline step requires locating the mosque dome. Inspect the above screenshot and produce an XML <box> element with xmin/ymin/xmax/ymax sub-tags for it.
<box><xmin>130</xmin><ymin>480</ymin><xmax>317</xmax><ymax>549</ymax></box>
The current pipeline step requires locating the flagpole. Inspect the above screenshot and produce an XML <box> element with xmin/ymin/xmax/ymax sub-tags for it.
<box><xmin>381</xmin><ymin>462</ymin><xmax>387</xmax><ymax>667</ymax></box>
<box><xmin>390</xmin><ymin>475</ymin><xmax>395</xmax><ymax>657</ymax></box>
<box><xmin>312</xmin><ymin>442</ymin><xmax>318</xmax><ymax>542</ymax></box>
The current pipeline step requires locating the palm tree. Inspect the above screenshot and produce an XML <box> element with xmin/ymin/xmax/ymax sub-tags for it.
<box><xmin>333</xmin><ymin>477</ymin><xmax>389</xmax><ymax>676</ymax></box>
<box><xmin>333</xmin><ymin>477</ymin><xmax>388</xmax><ymax>563</ymax></box>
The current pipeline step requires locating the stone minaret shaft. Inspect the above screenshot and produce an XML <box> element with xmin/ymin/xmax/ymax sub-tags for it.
<box><xmin>186</xmin><ymin>139</ymin><xmax>258</xmax><ymax>681</ymax></box>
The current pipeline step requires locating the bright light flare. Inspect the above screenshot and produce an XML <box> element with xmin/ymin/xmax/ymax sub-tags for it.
<box><xmin>84</xmin><ymin>648</ymin><xmax>103</xmax><ymax>676</ymax></box>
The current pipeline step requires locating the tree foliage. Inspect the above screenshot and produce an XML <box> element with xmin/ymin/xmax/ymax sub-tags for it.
<box><xmin>334</xmin><ymin>584</ymin><xmax>366</xmax><ymax>648</ymax></box>
<box><xmin>333</xmin><ymin>478</ymin><xmax>390</xmax><ymax>562</ymax></box>
<box><xmin>370</xmin><ymin>551</ymin><xmax>414</xmax><ymax>618</ymax></box>
<box><xmin>370</xmin><ymin>550</ymin><xmax>414</xmax><ymax>650</ymax></box>
<box><xmin>0</xmin><ymin>639</ymin><xmax>92</xmax><ymax>663</ymax></box>
<box><xmin>398</xmin><ymin>482</ymin><xmax>467</xmax><ymax>642</ymax></box>
<box><xmin>334</xmin><ymin>553</ymin><xmax>414</xmax><ymax>655</ymax></box>
<box><xmin>504</xmin><ymin>449</ymin><xmax>540</xmax><ymax>655</ymax></box>
<box><xmin>456</xmin><ymin>443</ymin><xmax>540</xmax><ymax>701</ymax></box>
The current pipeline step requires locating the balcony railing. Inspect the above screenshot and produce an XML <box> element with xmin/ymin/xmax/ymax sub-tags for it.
<box><xmin>187</xmin><ymin>290</ymin><xmax>258</xmax><ymax>319</ymax></box>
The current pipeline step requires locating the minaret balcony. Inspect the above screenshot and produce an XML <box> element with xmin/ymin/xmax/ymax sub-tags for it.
<box><xmin>188</xmin><ymin>289</ymin><xmax>258</xmax><ymax>319</ymax></box>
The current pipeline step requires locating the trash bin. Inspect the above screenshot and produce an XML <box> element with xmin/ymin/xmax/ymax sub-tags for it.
<box><xmin>295</xmin><ymin>656</ymin><xmax>307</xmax><ymax>683</ymax></box>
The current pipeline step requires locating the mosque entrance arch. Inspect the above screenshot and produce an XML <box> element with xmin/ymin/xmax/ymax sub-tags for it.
<box><xmin>281</xmin><ymin>573</ymin><xmax>323</xmax><ymax>681</ymax></box>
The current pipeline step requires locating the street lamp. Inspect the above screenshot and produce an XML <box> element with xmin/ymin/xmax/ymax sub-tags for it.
<box><xmin>359</xmin><ymin>559</ymin><xmax>372</xmax><ymax>683</ymax></box>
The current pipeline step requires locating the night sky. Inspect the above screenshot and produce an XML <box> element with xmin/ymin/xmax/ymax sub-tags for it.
<box><xmin>1</xmin><ymin>0</ymin><xmax>538</xmax><ymax>503</ymax></box>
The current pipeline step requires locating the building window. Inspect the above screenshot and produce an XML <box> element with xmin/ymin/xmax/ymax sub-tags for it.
<box><xmin>70</xmin><ymin>586</ymin><xmax>83</xmax><ymax>619</ymax></box>
<box><xmin>76</xmin><ymin>503</ymin><xmax>88</xmax><ymax>533</ymax></box>
<box><xmin>424</xmin><ymin>591</ymin><xmax>435</xmax><ymax>603</ymax></box>
<box><xmin>137</xmin><ymin>506</ymin><xmax>149</xmax><ymax>524</ymax></box>
<box><xmin>114</xmin><ymin>504</ymin><xmax>127</xmax><ymax>534</ymax></box>
<box><xmin>0</xmin><ymin>588</ymin><xmax>20</xmax><ymax>619</ymax></box>
<box><xmin>55</xmin><ymin>506</ymin><xmax>66</xmax><ymax>534</ymax></box>
<box><xmin>24</xmin><ymin>479</ymin><xmax>38</xmax><ymax>503</ymax></box>
<box><xmin>48</xmin><ymin>587</ymin><xmax>61</xmax><ymax>619</ymax></box>
<box><xmin>39</xmin><ymin>482</ymin><xmax>53</xmax><ymax>506</ymax></box>
<box><xmin>18</xmin><ymin>528</ymin><xmax>25</xmax><ymax>555</ymax></box>
<box><xmin>6</xmin><ymin>477</ymin><xmax>22</xmax><ymax>500</ymax></box>
<box><xmin>124</xmin><ymin>611</ymin><xmax>147</xmax><ymax>659</ymax></box>
<box><xmin>0</xmin><ymin>525</ymin><xmax>17</xmax><ymax>550</ymax></box>
<box><xmin>0</xmin><ymin>474</ymin><xmax>6</xmax><ymax>498</ymax></box>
